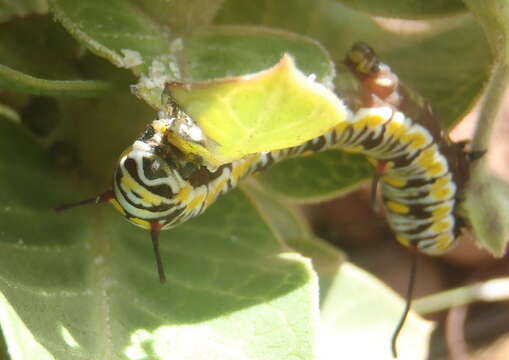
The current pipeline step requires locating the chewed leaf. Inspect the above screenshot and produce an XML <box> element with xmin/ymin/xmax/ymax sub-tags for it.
<box><xmin>166</xmin><ymin>55</ymin><xmax>349</xmax><ymax>166</ymax></box>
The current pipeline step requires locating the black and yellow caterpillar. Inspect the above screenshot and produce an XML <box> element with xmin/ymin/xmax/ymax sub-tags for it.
<box><xmin>59</xmin><ymin>43</ymin><xmax>470</xmax><ymax>284</ymax></box>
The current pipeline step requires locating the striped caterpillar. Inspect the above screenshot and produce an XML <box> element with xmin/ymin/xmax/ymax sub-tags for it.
<box><xmin>58</xmin><ymin>43</ymin><xmax>471</xmax><ymax>288</ymax></box>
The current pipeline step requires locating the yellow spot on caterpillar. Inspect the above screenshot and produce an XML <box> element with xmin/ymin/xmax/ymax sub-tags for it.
<box><xmin>205</xmin><ymin>179</ymin><xmax>228</xmax><ymax>207</ymax></box>
<box><xmin>435</xmin><ymin>232</ymin><xmax>453</xmax><ymax>250</ymax></box>
<box><xmin>175</xmin><ymin>185</ymin><xmax>193</xmax><ymax>203</ymax></box>
<box><xmin>334</xmin><ymin>121</ymin><xmax>349</xmax><ymax>134</ymax></box>
<box><xmin>383</xmin><ymin>176</ymin><xmax>407</xmax><ymax>188</ymax></box>
<box><xmin>431</xmin><ymin>203</ymin><xmax>453</xmax><ymax>220</ymax></box>
<box><xmin>416</xmin><ymin>147</ymin><xmax>438</xmax><ymax>169</ymax></box>
<box><xmin>402</xmin><ymin>131</ymin><xmax>428</xmax><ymax>149</ymax></box>
<box><xmin>386</xmin><ymin>200</ymin><xmax>410</xmax><ymax>214</ymax></box>
<box><xmin>431</xmin><ymin>219</ymin><xmax>452</xmax><ymax>233</ymax></box>
<box><xmin>431</xmin><ymin>176</ymin><xmax>454</xmax><ymax>200</ymax></box>
<box><xmin>396</xmin><ymin>235</ymin><xmax>410</xmax><ymax>247</ymax></box>
<box><xmin>426</xmin><ymin>160</ymin><xmax>446</xmax><ymax>176</ymax></box>
<box><xmin>187</xmin><ymin>194</ymin><xmax>206</xmax><ymax>211</ymax></box>
<box><xmin>110</xmin><ymin>199</ymin><xmax>126</xmax><ymax>216</ymax></box>
<box><xmin>121</xmin><ymin>173</ymin><xmax>165</xmax><ymax>206</ymax></box>
<box><xmin>385</xmin><ymin>113</ymin><xmax>407</xmax><ymax>139</ymax></box>
<box><xmin>130</xmin><ymin>217</ymin><xmax>150</xmax><ymax>229</ymax></box>
<box><xmin>345</xmin><ymin>145</ymin><xmax>364</xmax><ymax>153</ymax></box>
<box><xmin>354</xmin><ymin>113</ymin><xmax>385</xmax><ymax>130</ymax></box>
<box><xmin>231</xmin><ymin>158</ymin><xmax>255</xmax><ymax>183</ymax></box>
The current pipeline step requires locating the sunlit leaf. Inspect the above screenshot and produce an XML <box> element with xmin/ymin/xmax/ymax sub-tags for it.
<box><xmin>161</xmin><ymin>55</ymin><xmax>345</xmax><ymax>166</ymax></box>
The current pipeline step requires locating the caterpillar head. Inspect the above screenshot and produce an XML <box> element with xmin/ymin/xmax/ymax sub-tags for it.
<box><xmin>55</xmin><ymin>87</ymin><xmax>209</xmax><ymax>283</ymax></box>
<box><xmin>55</xmin><ymin>137</ymin><xmax>183</xmax><ymax>284</ymax></box>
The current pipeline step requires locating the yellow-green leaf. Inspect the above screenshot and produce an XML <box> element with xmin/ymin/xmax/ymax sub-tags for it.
<box><xmin>166</xmin><ymin>55</ymin><xmax>349</xmax><ymax>166</ymax></box>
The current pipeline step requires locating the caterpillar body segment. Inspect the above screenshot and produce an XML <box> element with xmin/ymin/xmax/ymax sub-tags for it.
<box><xmin>345</xmin><ymin>42</ymin><xmax>470</xmax><ymax>255</ymax></box>
<box><xmin>345</xmin><ymin>42</ymin><xmax>471</xmax><ymax>357</ymax></box>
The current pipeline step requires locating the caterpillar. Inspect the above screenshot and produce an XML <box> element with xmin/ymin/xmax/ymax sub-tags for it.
<box><xmin>57</xmin><ymin>43</ymin><xmax>470</xmax><ymax>287</ymax></box>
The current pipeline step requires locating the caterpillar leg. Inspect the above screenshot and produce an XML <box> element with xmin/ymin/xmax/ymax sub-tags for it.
<box><xmin>150</xmin><ymin>222</ymin><xmax>167</xmax><ymax>284</ymax></box>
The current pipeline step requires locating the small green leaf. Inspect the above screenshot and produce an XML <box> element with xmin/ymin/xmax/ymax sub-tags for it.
<box><xmin>163</xmin><ymin>55</ymin><xmax>345</xmax><ymax>166</ymax></box>
<box><xmin>0</xmin><ymin>16</ymin><xmax>114</xmax><ymax>96</ymax></box>
<box><xmin>462</xmin><ymin>172</ymin><xmax>509</xmax><ymax>257</ymax></box>
<box><xmin>334</xmin><ymin>0</ymin><xmax>466</xmax><ymax>19</ymax></box>
<box><xmin>0</xmin><ymin>0</ymin><xmax>48</xmax><ymax>23</ymax></box>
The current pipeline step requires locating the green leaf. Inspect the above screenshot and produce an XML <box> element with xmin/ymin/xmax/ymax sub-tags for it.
<box><xmin>333</xmin><ymin>0</ymin><xmax>466</xmax><ymax>19</ymax></box>
<box><xmin>0</xmin><ymin>119</ymin><xmax>318</xmax><ymax>359</ymax></box>
<box><xmin>244</xmin><ymin>184</ymin><xmax>433</xmax><ymax>359</ymax></box>
<box><xmin>49</xmin><ymin>0</ymin><xmax>227</xmax><ymax>75</ymax></box>
<box><xmin>462</xmin><ymin>173</ymin><xmax>509</xmax><ymax>257</ymax></box>
<box><xmin>0</xmin><ymin>16</ymin><xmax>113</xmax><ymax>96</ymax></box>
<box><xmin>180</xmin><ymin>26</ymin><xmax>334</xmax><ymax>83</ymax></box>
<box><xmin>135</xmin><ymin>25</ymin><xmax>335</xmax><ymax>113</ymax></box>
<box><xmin>0</xmin><ymin>0</ymin><xmax>48</xmax><ymax>23</ymax></box>
<box><xmin>156</xmin><ymin>55</ymin><xmax>342</xmax><ymax>166</ymax></box>
<box><xmin>49</xmin><ymin>0</ymin><xmax>170</xmax><ymax>72</ymax></box>
<box><xmin>258</xmin><ymin>151</ymin><xmax>373</xmax><ymax>202</ymax></box>
<box><xmin>381</xmin><ymin>18</ymin><xmax>492</xmax><ymax>129</ymax></box>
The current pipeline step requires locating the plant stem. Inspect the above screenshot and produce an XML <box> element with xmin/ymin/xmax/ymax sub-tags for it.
<box><xmin>470</xmin><ymin>62</ymin><xmax>509</xmax><ymax>163</ymax></box>
<box><xmin>463</xmin><ymin>0</ymin><xmax>509</xmax><ymax>169</ymax></box>
<box><xmin>413</xmin><ymin>277</ymin><xmax>509</xmax><ymax>314</ymax></box>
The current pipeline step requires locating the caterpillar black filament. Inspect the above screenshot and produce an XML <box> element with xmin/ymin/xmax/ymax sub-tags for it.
<box><xmin>57</xmin><ymin>43</ymin><xmax>470</xmax><ymax>287</ymax></box>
